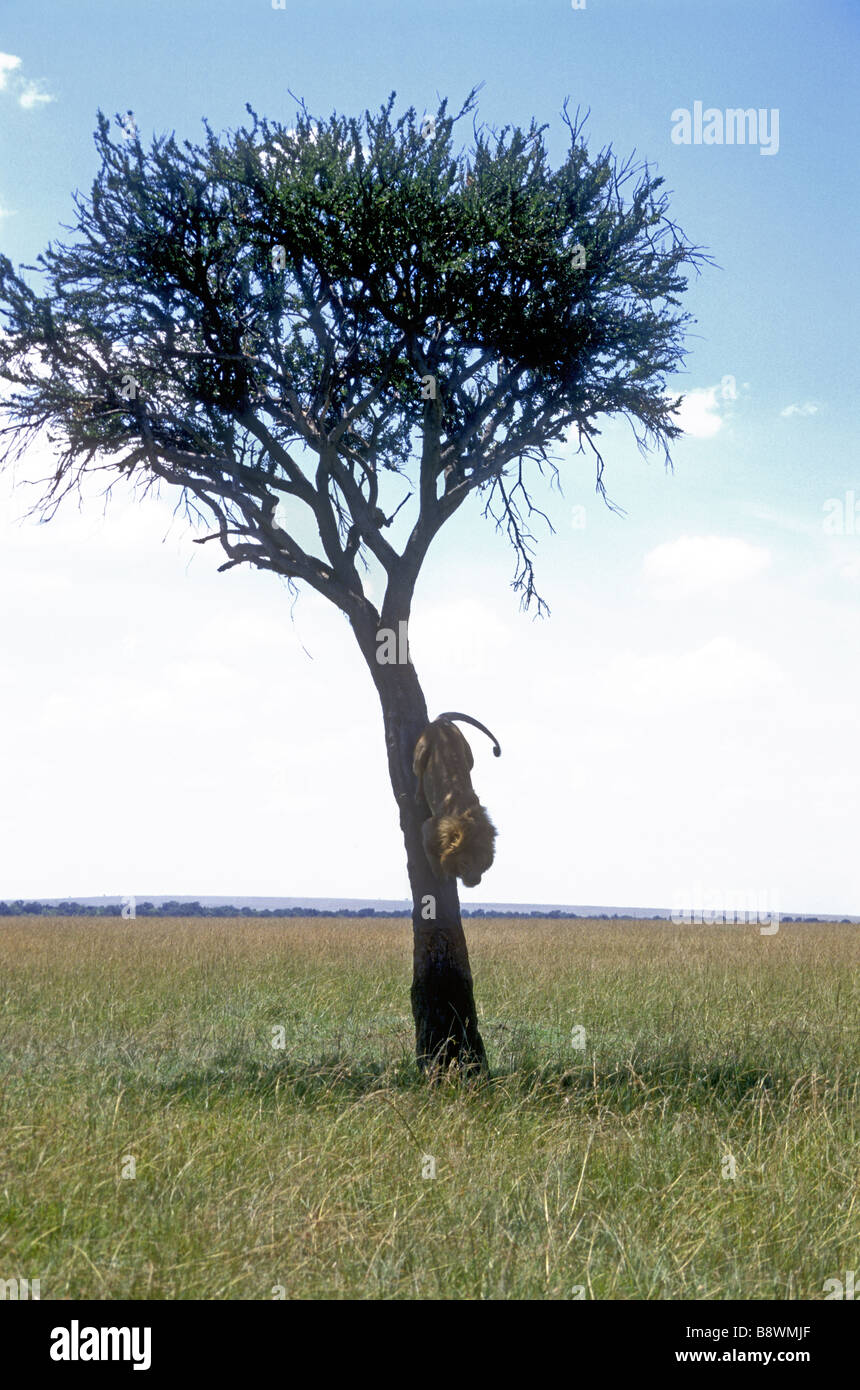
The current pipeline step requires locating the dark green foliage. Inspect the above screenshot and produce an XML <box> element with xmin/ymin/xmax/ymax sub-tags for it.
<box><xmin>0</xmin><ymin>91</ymin><xmax>706</xmax><ymax>610</ymax></box>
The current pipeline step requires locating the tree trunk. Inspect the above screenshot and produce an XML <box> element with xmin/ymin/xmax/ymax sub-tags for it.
<box><xmin>354</xmin><ymin>618</ymin><xmax>487</xmax><ymax>1074</ymax></box>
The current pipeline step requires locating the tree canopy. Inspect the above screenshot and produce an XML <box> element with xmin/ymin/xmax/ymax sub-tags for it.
<box><xmin>0</xmin><ymin>90</ymin><xmax>705</xmax><ymax>618</ymax></box>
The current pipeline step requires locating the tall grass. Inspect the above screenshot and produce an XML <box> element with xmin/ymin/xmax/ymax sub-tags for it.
<box><xmin>0</xmin><ymin>916</ymin><xmax>856</xmax><ymax>1299</ymax></box>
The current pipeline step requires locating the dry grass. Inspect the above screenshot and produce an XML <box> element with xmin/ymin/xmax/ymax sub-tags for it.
<box><xmin>0</xmin><ymin>915</ymin><xmax>856</xmax><ymax>1299</ymax></box>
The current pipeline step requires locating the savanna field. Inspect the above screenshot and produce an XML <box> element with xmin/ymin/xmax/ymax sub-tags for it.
<box><xmin>0</xmin><ymin>916</ymin><xmax>856</xmax><ymax>1300</ymax></box>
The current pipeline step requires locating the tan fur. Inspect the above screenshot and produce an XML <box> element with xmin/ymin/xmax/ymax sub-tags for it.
<box><xmin>413</xmin><ymin>718</ymin><xmax>497</xmax><ymax>887</ymax></box>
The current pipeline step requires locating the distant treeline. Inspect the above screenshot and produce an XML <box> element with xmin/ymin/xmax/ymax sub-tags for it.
<box><xmin>0</xmin><ymin>900</ymin><xmax>395</xmax><ymax>918</ymax></box>
<box><xmin>0</xmin><ymin>900</ymin><xmax>850</xmax><ymax>922</ymax></box>
<box><xmin>0</xmin><ymin>900</ymin><xmax>605</xmax><ymax>919</ymax></box>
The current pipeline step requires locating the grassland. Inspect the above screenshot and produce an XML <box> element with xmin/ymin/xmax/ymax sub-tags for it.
<box><xmin>0</xmin><ymin>915</ymin><xmax>856</xmax><ymax>1300</ymax></box>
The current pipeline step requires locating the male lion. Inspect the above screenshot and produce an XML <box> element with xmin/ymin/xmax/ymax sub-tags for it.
<box><xmin>412</xmin><ymin>712</ymin><xmax>501</xmax><ymax>888</ymax></box>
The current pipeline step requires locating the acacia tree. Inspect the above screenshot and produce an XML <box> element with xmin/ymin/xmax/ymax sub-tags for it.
<box><xmin>0</xmin><ymin>92</ymin><xmax>704</xmax><ymax>1072</ymax></box>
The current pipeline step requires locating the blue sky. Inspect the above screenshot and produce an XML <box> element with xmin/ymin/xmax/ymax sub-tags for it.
<box><xmin>1</xmin><ymin>0</ymin><xmax>858</xmax><ymax>914</ymax></box>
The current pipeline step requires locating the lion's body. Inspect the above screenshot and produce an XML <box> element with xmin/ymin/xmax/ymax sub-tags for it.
<box><xmin>412</xmin><ymin>716</ymin><xmax>499</xmax><ymax>888</ymax></box>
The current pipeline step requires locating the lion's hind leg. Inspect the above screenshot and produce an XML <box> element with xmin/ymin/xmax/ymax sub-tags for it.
<box><xmin>412</xmin><ymin>731</ymin><xmax>431</xmax><ymax>806</ymax></box>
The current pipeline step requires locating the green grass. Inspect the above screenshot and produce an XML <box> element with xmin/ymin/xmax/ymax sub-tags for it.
<box><xmin>0</xmin><ymin>915</ymin><xmax>856</xmax><ymax>1299</ymax></box>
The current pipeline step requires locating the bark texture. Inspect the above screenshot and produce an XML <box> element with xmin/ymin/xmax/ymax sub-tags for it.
<box><xmin>357</xmin><ymin>624</ymin><xmax>486</xmax><ymax>1074</ymax></box>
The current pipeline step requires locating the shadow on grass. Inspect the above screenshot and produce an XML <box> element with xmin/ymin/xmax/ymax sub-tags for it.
<box><xmin>156</xmin><ymin>1047</ymin><xmax>423</xmax><ymax>1104</ymax></box>
<box><xmin>150</xmin><ymin>1042</ymin><xmax>798</xmax><ymax>1113</ymax></box>
<box><xmin>515</xmin><ymin>1056</ymin><xmax>781</xmax><ymax>1111</ymax></box>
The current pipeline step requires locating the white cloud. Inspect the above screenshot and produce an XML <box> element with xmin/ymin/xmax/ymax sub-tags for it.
<box><xmin>643</xmin><ymin>535</ymin><xmax>772</xmax><ymax>596</ymax></box>
<box><xmin>780</xmin><ymin>401</ymin><xmax>819</xmax><ymax>418</ymax></box>
<box><xmin>672</xmin><ymin>385</ymin><xmax>724</xmax><ymax>439</ymax></box>
<box><xmin>602</xmin><ymin>636</ymin><xmax>785</xmax><ymax>708</ymax></box>
<box><xmin>18</xmin><ymin>80</ymin><xmax>54</xmax><ymax>110</ymax></box>
<box><xmin>0</xmin><ymin>53</ymin><xmax>22</xmax><ymax>89</ymax></box>
<box><xmin>0</xmin><ymin>52</ymin><xmax>54</xmax><ymax>108</ymax></box>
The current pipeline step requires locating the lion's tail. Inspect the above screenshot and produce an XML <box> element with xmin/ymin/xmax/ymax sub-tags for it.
<box><xmin>437</xmin><ymin>712</ymin><xmax>502</xmax><ymax>757</ymax></box>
